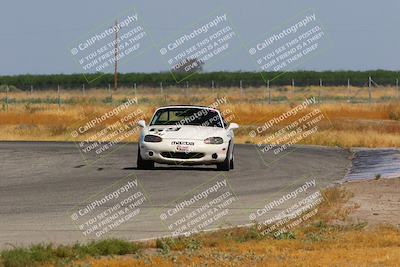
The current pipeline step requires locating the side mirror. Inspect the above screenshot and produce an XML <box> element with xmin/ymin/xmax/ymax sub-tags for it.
<box><xmin>137</xmin><ymin>120</ymin><xmax>146</xmax><ymax>128</ymax></box>
<box><xmin>228</xmin><ymin>122</ymin><xmax>239</xmax><ymax>130</ymax></box>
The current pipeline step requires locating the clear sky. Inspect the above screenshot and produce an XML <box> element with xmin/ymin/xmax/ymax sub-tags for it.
<box><xmin>0</xmin><ymin>0</ymin><xmax>399</xmax><ymax>75</ymax></box>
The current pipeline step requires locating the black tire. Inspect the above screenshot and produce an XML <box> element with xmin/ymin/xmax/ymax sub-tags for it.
<box><xmin>230</xmin><ymin>155</ymin><xmax>234</xmax><ymax>170</ymax></box>
<box><xmin>217</xmin><ymin>144</ymin><xmax>231</xmax><ymax>171</ymax></box>
<box><xmin>137</xmin><ymin>147</ymin><xmax>154</xmax><ymax>170</ymax></box>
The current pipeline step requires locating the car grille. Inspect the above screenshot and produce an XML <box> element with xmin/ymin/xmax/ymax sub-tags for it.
<box><xmin>161</xmin><ymin>152</ymin><xmax>205</xmax><ymax>159</ymax></box>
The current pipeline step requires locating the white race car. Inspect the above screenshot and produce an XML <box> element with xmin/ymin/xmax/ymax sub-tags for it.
<box><xmin>137</xmin><ymin>105</ymin><xmax>239</xmax><ymax>171</ymax></box>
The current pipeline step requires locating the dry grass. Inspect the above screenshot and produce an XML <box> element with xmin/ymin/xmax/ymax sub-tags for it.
<box><xmin>71</xmin><ymin>185</ymin><xmax>400</xmax><ymax>267</ymax></box>
<box><xmin>77</xmin><ymin>227</ymin><xmax>400</xmax><ymax>267</ymax></box>
<box><xmin>1</xmin><ymin>87</ymin><xmax>400</xmax><ymax>148</ymax></box>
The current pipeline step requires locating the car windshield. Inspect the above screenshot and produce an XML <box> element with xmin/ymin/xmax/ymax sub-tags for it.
<box><xmin>150</xmin><ymin>107</ymin><xmax>223</xmax><ymax>128</ymax></box>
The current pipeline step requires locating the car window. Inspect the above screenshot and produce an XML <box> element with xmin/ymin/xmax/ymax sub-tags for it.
<box><xmin>150</xmin><ymin>108</ymin><xmax>223</xmax><ymax>128</ymax></box>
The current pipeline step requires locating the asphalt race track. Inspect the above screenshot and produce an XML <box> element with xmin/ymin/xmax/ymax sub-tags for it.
<box><xmin>0</xmin><ymin>142</ymin><xmax>351</xmax><ymax>248</ymax></box>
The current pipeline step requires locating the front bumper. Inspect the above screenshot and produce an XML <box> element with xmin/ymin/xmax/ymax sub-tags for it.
<box><xmin>139</xmin><ymin>139</ymin><xmax>228</xmax><ymax>165</ymax></box>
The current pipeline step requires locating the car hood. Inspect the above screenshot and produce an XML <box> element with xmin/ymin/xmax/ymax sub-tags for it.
<box><xmin>144</xmin><ymin>125</ymin><xmax>227</xmax><ymax>140</ymax></box>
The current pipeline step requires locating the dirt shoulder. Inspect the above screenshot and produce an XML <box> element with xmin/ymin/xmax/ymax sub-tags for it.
<box><xmin>342</xmin><ymin>177</ymin><xmax>400</xmax><ymax>227</ymax></box>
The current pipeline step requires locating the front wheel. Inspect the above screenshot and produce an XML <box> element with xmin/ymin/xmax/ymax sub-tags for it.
<box><xmin>217</xmin><ymin>144</ymin><xmax>231</xmax><ymax>171</ymax></box>
<box><xmin>137</xmin><ymin>147</ymin><xmax>154</xmax><ymax>170</ymax></box>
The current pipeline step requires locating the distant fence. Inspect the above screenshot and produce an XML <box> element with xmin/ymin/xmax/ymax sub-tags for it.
<box><xmin>2</xmin><ymin>77</ymin><xmax>400</xmax><ymax>91</ymax></box>
<box><xmin>1</xmin><ymin>76</ymin><xmax>400</xmax><ymax>111</ymax></box>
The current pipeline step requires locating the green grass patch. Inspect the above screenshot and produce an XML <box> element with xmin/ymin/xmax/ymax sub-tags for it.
<box><xmin>0</xmin><ymin>239</ymin><xmax>140</xmax><ymax>267</ymax></box>
<box><xmin>155</xmin><ymin>236</ymin><xmax>202</xmax><ymax>254</ymax></box>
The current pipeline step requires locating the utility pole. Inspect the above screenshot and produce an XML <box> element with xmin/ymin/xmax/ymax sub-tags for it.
<box><xmin>113</xmin><ymin>20</ymin><xmax>119</xmax><ymax>91</ymax></box>
<box><xmin>368</xmin><ymin>76</ymin><xmax>372</xmax><ymax>104</ymax></box>
<box><xmin>57</xmin><ymin>84</ymin><xmax>61</xmax><ymax>110</ymax></box>
<box><xmin>185</xmin><ymin>81</ymin><xmax>189</xmax><ymax>97</ymax></box>
<box><xmin>5</xmin><ymin>85</ymin><xmax>9</xmax><ymax>112</ymax></box>
<box><xmin>108</xmin><ymin>83</ymin><xmax>112</xmax><ymax>101</ymax></box>
<box><xmin>347</xmin><ymin>78</ymin><xmax>351</xmax><ymax>102</ymax></box>
<box><xmin>267</xmin><ymin>80</ymin><xmax>271</xmax><ymax>104</ymax></box>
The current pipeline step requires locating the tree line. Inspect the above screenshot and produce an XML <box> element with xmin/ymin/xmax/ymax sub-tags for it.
<box><xmin>0</xmin><ymin>70</ymin><xmax>398</xmax><ymax>90</ymax></box>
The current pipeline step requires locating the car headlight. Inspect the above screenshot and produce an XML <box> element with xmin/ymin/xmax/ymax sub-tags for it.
<box><xmin>204</xmin><ymin>137</ymin><xmax>223</xmax><ymax>144</ymax></box>
<box><xmin>144</xmin><ymin>134</ymin><xmax>162</xmax><ymax>142</ymax></box>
